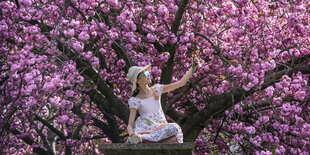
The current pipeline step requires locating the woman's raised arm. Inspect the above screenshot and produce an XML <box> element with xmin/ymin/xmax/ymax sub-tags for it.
<box><xmin>161</xmin><ymin>69</ymin><xmax>194</xmax><ymax>94</ymax></box>
<box><xmin>162</xmin><ymin>54</ymin><xmax>200</xmax><ymax>93</ymax></box>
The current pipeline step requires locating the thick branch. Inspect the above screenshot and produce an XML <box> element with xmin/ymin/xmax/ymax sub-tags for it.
<box><xmin>27</xmin><ymin>115</ymin><xmax>54</xmax><ymax>155</ymax></box>
<box><xmin>34</xmin><ymin>114</ymin><xmax>66</xmax><ymax>140</ymax></box>
<box><xmin>171</xmin><ymin>0</ymin><xmax>190</xmax><ymax>34</ymax></box>
<box><xmin>71</xmin><ymin>106</ymin><xmax>118</xmax><ymax>142</ymax></box>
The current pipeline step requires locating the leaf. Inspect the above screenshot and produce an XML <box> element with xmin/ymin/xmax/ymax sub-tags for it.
<box><xmin>220</xmin><ymin>75</ymin><xmax>226</xmax><ymax>80</ymax></box>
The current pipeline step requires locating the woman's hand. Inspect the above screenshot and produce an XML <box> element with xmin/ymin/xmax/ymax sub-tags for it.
<box><xmin>191</xmin><ymin>53</ymin><xmax>200</xmax><ymax>72</ymax></box>
<box><xmin>128</xmin><ymin>131</ymin><xmax>136</xmax><ymax>137</ymax></box>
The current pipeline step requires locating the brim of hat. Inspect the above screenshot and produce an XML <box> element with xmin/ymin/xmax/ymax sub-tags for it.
<box><xmin>131</xmin><ymin>64</ymin><xmax>152</xmax><ymax>93</ymax></box>
<box><xmin>140</xmin><ymin>64</ymin><xmax>151</xmax><ymax>72</ymax></box>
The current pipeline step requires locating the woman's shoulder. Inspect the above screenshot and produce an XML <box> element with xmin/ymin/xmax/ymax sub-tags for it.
<box><xmin>153</xmin><ymin>83</ymin><xmax>163</xmax><ymax>94</ymax></box>
<box><xmin>128</xmin><ymin>97</ymin><xmax>142</xmax><ymax>110</ymax></box>
<box><xmin>152</xmin><ymin>83</ymin><xmax>162</xmax><ymax>89</ymax></box>
<box><xmin>128</xmin><ymin>96</ymin><xmax>143</xmax><ymax>103</ymax></box>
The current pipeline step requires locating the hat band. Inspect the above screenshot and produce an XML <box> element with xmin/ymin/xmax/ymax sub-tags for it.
<box><xmin>129</xmin><ymin>68</ymin><xmax>139</xmax><ymax>82</ymax></box>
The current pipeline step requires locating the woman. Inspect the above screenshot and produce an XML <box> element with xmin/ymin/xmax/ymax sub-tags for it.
<box><xmin>126</xmin><ymin>54</ymin><xmax>200</xmax><ymax>144</ymax></box>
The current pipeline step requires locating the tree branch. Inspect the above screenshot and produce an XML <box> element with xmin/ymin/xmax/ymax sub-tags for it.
<box><xmin>34</xmin><ymin>114</ymin><xmax>66</xmax><ymax>140</ymax></box>
<box><xmin>171</xmin><ymin>0</ymin><xmax>190</xmax><ymax>34</ymax></box>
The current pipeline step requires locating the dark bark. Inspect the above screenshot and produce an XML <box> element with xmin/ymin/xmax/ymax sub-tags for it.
<box><xmin>27</xmin><ymin>115</ymin><xmax>55</xmax><ymax>154</ymax></box>
<box><xmin>34</xmin><ymin>114</ymin><xmax>66</xmax><ymax>140</ymax></box>
<box><xmin>88</xmin><ymin>89</ymin><xmax>122</xmax><ymax>142</ymax></box>
<box><xmin>171</xmin><ymin>0</ymin><xmax>190</xmax><ymax>35</ymax></box>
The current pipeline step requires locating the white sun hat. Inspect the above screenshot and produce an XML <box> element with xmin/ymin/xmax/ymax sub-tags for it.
<box><xmin>127</xmin><ymin>64</ymin><xmax>152</xmax><ymax>93</ymax></box>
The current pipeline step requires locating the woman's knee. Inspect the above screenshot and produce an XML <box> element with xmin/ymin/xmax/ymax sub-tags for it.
<box><xmin>169</xmin><ymin>124</ymin><xmax>178</xmax><ymax>134</ymax></box>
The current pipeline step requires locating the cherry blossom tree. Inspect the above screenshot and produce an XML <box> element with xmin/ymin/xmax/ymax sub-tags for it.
<box><xmin>1</xmin><ymin>0</ymin><xmax>309</xmax><ymax>154</ymax></box>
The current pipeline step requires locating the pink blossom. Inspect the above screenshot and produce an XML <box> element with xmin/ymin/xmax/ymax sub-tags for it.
<box><xmin>129</xmin><ymin>37</ymin><xmax>137</xmax><ymax>44</ymax></box>
<box><xmin>124</xmin><ymin>20</ymin><xmax>136</xmax><ymax>32</ymax></box>
<box><xmin>245</xmin><ymin>126</ymin><xmax>256</xmax><ymax>134</ymax></box>
<box><xmin>234</xmin><ymin>104</ymin><xmax>243</xmax><ymax>113</ymax></box>
<box><xmin>288</xmin><ymin>15</ymin><xmax>300</xmax><ymax>26</ymax></box>
<box><xmin>49</xmin><ymin>96</ymin><xmax>61</xmax><ymax>106</ymax></box>
<box><xmin>10</xmin><ymin>63</ymin><xmax>22</xmax><ymax>73</ymax></box>
<box><xmin>146</xmin><ymin>0</ymin><xmax>152</xmax><ymax>4</ymax></box>
<box><xmin>76</xmin><ymin>75</ymin><xmax>84</xmax><ymax>83</ymax></box>
<box><xmin>281</xmin><ymin>124</ymin><xmax>289</xmax><ymax>133</ymax></box>
<box><xmin>250</xmin><ymin>135</ymin><xmax>261</xmax><ymax>147</ymax></box>
<box><xmin>67</xmin><ymin>119</ymin><xmax>75</xmax><ymax>125</ymax></box>
<box><xmin>168</xmin><ymin>4</ymin><xmax>178</xmax><ymax>13</ymax></box>
<box><xmin>281</xmin><ymin>102</ymin><xmax>292</xmax><ymax>116</ymax></box>
<box><xmin>159</xmin><ymin>38</ymin><xmax>167</xmax><ymax>45</ymax></box>
<box><xmin>272</xmin><ymin>97</ymin><xmax>282</xmax><ymax>106</ymax></box>
<box><xmin>19</xmin><ymin>0</ymin><xmax>33</xmax><ymax>6</ymax></box>
<box><xmin>120</xmin><ymin>10</ymin><xmax>133</xmax><ymax>20</ymax></box>
<box><xmin>295</xmin><ymin>115</ymin><xmax>304</xmax><ymax>124</ymax></box>
<box><xmin>275</xmin><ymin>146</ymin><xmax>286</xmax><ymax>155</ymax></box>
<box><xmin>68</xmin><ymin>64</ymin><xmax>76</xmax><ymax>72</ymax></box>
<box><xmin>26</xmin><ymin>58</ymin><xmax>35</xmax><ymax>65</ymax></box>
<box><xmin>233</xmin><ymin>134</ymin><xmax>243</xmax><ymax>141</ymax></box>
<box><xmin>146</xmin><ymin>33</ymin><xmax>156</xmax><ymax>42</ymax></box>
<box><xmin>61</xmin><ymin>99</ymin><xmax>70</xmax><ymax>110</ymax></box>
<box><xmin>42</xmin><ymin>82</ymin><xmax>55</xmax><ymax>92</ymax></box>
<box><xmin>72</xmin><ymin>42</ymin><xmax>84</xmax><ymax>52</ymax></box>
<box><xmin>79</xmin><ymin>2</ymin><xmax>89</xmax><ymax>10</ymax></box>
<box><xmin>106</xmin><ymin>0</ymin><xmax>118</xmax><ymax>6</ymax></box>
<box><xmin>26</xmin><ymin>96</ymin><xmax>37</xmax><ymax>106</ymax></box>
<box><xmin>117</xmin><ymin>59</ymin><xmax>125</xmax><ymax>68</ymax></box>
<box><xmin>301</xmin><ymin>123</ymin><xmax>310</xmax><ymax>136</ymax></box>
<box><xmin>145</xmin><ymin>6</ymin><xmax>155</xmax><ymax>13</ymax></box>
<box><xmin>231</xmin><ymin>123</ymin><xmax>239</xmax><ymax>132</ymax></box>
<box><xmin>257</xmin><ymin>151</ymin><xmax>272</xmax><ymax>155</ymax></box>
<box><xmin>78</xmin><ymin>31</ymin><xmax>90</xmax><ymax>41</ymax></box>
<box><xmin>158</xmin><ymin>5</ymin><xmax>168</xmax><ymax>19</ymax></box>
<box><xmin>283</xmin><ymin>87</ymin><xmax>292</xmax><ymax>96</ymax></box>
<box><xmin>66</xmin><ymin>90</ymin><xmax>75</xmax><ymax>97</ymax></box>
<box><xmin>24</xmin><ymin>73</ymin><xmax>33</xmax><ymax>83</ymax></box>
<box><xmin>169</xmin><ymin>35</ymin><xmax>178</xmax><ymax>44</ymax></box>
<box><xmin>193</xmin><ymin>13</ymin><xmax>203</xmax><ymax>22</ymax></box>
<box><xmin>265</xmin><ymin>86</ymin><xmax>274</xmax><ymax>97</ymax></box>
<box><xmin>235</xmin><ymin>0</ymin><xmax>248</xmax><ymax>8</ymax></box>
<box><xmin>83</xmin><ymin>51</ymin><xmax>92</xmax><ymax>59</ymax></box>
<box><xmin>290</xmin><ymin>83</ymin><xmax>301</xmax><ymax>90</ymax></box>
<box><xmin>259</xmin><ymin>116</ymin><xmax>269</xmax><ymax>123</ymax></box>
<box><xmin>64</xmin><ymin>29</ymin><xmax>75</xmax><ymax>37</ymax></box>
<box><xmin>101</xmin><ymin>6</ymin><xmax>110</xmax><ymax>13</ymax></box>
<box><xmin>59</xmin><ymin>115</ymin><xmax>69</xmax><ymax>124</ymax></box>
<box><xmin>294</xmin><ymin>90</ymin><xmax>306</xmax><ymax>101</ymax></box>
<box><xmin>242</xmin><ymin>82</ymin><xmax>254</xmax><ymax>91</ymax></box>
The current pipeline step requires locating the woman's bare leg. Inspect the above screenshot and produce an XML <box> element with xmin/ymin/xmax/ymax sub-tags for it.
<box><xmin>159</xmin><ymin>136</ymin><xmax>178</xmax><ymax>143</ymax></box>
<box><xmin>142</xmin><ymin>136</ymin><xmax>178</xmax><ymax>143</ymax></box>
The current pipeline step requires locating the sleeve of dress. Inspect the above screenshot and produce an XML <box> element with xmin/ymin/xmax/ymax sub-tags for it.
<box><xmin>128</xmin><ymin>97</ymin><xmax>140</xmax><ymax>110</ymax></box>
<box><xmin>154</xmin><ymin>84</ymin><xmax>163</xmax><ymax>96</ymax></box>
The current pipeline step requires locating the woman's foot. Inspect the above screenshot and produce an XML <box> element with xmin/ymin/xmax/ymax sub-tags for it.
<box><xmin>126</xmin><ymin>134</ymin><xmax>142</xmax><ymax>144</ymax></box>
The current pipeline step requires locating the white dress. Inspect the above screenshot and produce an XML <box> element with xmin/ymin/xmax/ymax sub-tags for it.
<box><xmin>128</xmin><ymin>84</ymin><xmax>183</xmax><ymax>143</ymax></box>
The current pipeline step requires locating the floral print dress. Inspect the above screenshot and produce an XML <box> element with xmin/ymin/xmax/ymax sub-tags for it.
<box><xmin>128</xmin><ymin>84</ymin><xmax>183</xmax><ymax>143</ymax></box>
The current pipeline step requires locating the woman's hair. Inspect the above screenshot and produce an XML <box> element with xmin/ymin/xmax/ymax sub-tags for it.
<box><xmin>132</xmin><ymin>83</ymin><xmax>139</xmax><ymax>97</ymax></box>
